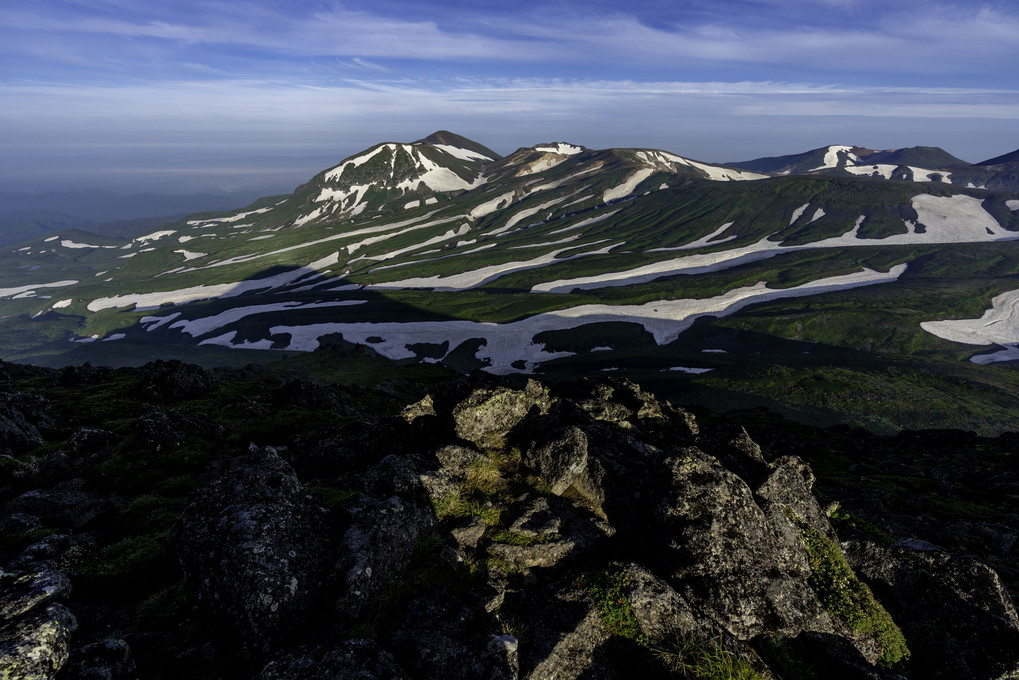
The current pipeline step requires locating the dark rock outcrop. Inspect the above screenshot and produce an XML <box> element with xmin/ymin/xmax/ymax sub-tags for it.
<box><xmin>845</xmin><ymin>539</ymin><xmax>1019</xmax><ymax>680</ymax></box>
<box><xmin>171</xmin><ymin>448</ymin><xmax>332</xmax><ymax>648</ymax></box>
<box><xmin>0</xmin><ymin>360</ymin><xmax>1016</xmax><ymax>679</ymax></box>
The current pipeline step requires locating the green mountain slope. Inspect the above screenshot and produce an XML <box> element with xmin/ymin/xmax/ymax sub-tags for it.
<box><xmin>2</xmin><ymin>132</ymin><xmax>1019</xmax><ymax>431</ymax></box>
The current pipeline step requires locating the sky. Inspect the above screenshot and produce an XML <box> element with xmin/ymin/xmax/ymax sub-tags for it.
<box><xmin>2</xmin><ymin>0</ymin><xmax>1018</xmax><ymax>195</ymax></box>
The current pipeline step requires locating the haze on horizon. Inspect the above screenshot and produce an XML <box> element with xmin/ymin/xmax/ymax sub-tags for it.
<box><xmin>2</xmin><ymin>0</ymin><xmax>1018</xmax><ymax>197</ymax></box>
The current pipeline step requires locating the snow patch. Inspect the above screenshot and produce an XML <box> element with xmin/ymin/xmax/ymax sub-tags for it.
<box><xmin>173</xmin><ymin>250</ymin><xmax>207</xmax><ymax>261</ymax></box>
<box><xmin>666</xmin><ymin>367</ymin><xmax>714</xmax><ymax>374</ymax></box>
<box><xmin>603</xmin><ymin>169</ymin><xmax>655</xmax><ymax>203</ymax></box>
<box><xmin>1</xmin><ymin>281</ymin><xmax>78</xmax><ymax>298</ymax></box>
<box><xmin>470</xmin><ymin>192</ymin><xmax>515</xmax><ymax>219</ymax></box>
<box><xmin>534</xmin><ymin>143</ymin><xmax>583</xmax><ymax>155</ymax></box>
<box><xmin>648</xmin><ymin>223</ymin><xmax>736</xmax><ymax>253</ymax></box>
<box><xmin>1007</xmin><ymin>200</ymin><xmax>1019</xmax><ymax>211</ymax></box>
<box><xmin>227</xmin><ymin>265</ymin><xmax>906</xmax><ymax>374</ymax></box>
<box><xmin>87</xmin><ymin>253</ymin><xmax>339</xmax><ymax>312</ymax></box>
<box><xmin>433</xmin><ymin>144</ymin><xmax>493</xmax><ymax>162</ymax></box>
<box><xmin>167</xmin><ymin>300</ymin><xmax>366</xmax><ymax>338</ymax></box>
<box><xmin>790</xmin><ymin>204</ymin><xmax>809</xmax><ymax>225</ymax></box>
<box><xmin>133</xmin><ymin>230</ymin><xmax>176</xmax><ymax>243</ymax></box>
<box><xmin>921</xmin><ymin>288</ymin><xmax>1019</xmax><ymax>365</ymax></box>
<box><xmin>368</xmin><ymin>242</ymin><xmax>617</xmax><ymax>291</ymax></box>
<box><xmin>52</xmin><ymin>299</ymin><xmax>72</xmax><ymax>309</ymax></box>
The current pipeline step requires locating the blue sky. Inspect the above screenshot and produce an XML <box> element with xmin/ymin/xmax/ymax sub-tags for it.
<box><xmin>2</xmin><ymin>0</ymin><xmax>1018</xmax><ymax>194</ymax></box>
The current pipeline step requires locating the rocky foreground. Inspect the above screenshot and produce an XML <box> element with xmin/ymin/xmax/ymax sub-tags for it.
<box><xmin>1</xmin><ymin>359</ymin><xmax>1018</xmax><ymax>679</ymax></box>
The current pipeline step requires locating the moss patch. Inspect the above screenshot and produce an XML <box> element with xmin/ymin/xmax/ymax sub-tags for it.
<box><xmin>799</xmin><ymin>525</ymin><xmax>909</xmax><ymax>667</ymax></box>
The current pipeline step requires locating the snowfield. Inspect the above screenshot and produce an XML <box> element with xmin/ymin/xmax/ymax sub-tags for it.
<box><xmin>206</xmin><ymin>265</ymin><xmax>906</xmax><ymax>373</ymax></box>
<box><xmin>532</xmin><ymin>194</ymin><xmax>1011</xmax><ymax>293</ymax></box>
<box><xmin>921</xmin><ymin>288</ymin><xmax>1019</xmax><ymax>364</ymax></box>
<box><xmin>1</xmin><ymin>281</ymin><xmax>78</xmax><ymax>298</ymax></box>
<box><xmin>87</xmin><ymin>253</ymin><xmax>340</xmax><ymax>311</ymax></box>
<box><xmin>603</xmin><ymin>169</ymin><xmax>655</xmax><ymax>203</ymax></box>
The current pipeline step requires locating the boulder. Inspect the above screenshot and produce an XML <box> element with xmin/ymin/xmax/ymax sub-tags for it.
<box><xmin>4</xmin><ymin>486</ymin><xmax>118</xmax><ymax>530</ymax></box>
<box><xmin>653</xmin><ymin>447</ymin><xmax>829</xmax><ymax>639</ymax></box>
<box><xmin>171</xmin><ymin>449</ymin><xmax>332</xmax><ymax>647</ymax></box>
<box><xmin>0</xmin><ymin>602</ymin><xmax>76</xmax><ymax>680</ymax></box>
<box><xmin>452</xmin><ymin>381</ymin><xmax>551</xmax><ymax>451</ymax></box>
<box><xmin>845</xmin><ymin>539</ymin><xmax>1019</xmax><ymax>679</ymax></box>
<box><xmin>506</xmin><ymin>582</ymin><xmax>612</xmax><ymax>680</ymax></box>
<box><xmin>334</xmin><ymin>494</ymin><xmax>435</xmax><ymax>622</ymax></box>
<box><xmin>0</xmin><ymin>570</ymin><xmax>72</xmax><ymax>620</ymax></box>
<box><xmin>486</xmin><ymin>495</ymin><xmax>614</xmax><ymax>573</ymax></box>
<box><xmin>135</xmin><ymin>359</ymin><xmax>215</xmax><ymax>401</ymax></box>
<box><xmin>388</xmin><ymin>590</ymin><xmax>516</xmax><ymax>680</ymax></box>
<box><xmin>0</xmin><ymin>391</ymin><xmax>52</xmax><ymax>454</ymax></box>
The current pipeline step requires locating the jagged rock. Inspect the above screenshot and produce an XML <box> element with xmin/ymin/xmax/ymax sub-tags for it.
<box><xmin>171</xmin><ymin>449</ymin><xmax>332</xmax><ymax>647</ymax></box>
<box><xmin>334</xmin><ymin>494</ymin><xmax>435</xmax><ymax>622</ymax></box>
<box><xmin>450</xmin><ymin>516</ymin><xmax>487</xmax><ymax>552</ymax></box>
<box><xmin>388</xmin><ymin>590</ymin><xmax>516</xmax><ymax>680</ymax></box>
<box><xmin>4</xmin><ymin>486</ymin><xmax>117</xmax><ymax>530</ymax></box>
<box><xmin>419</xmin><ymin>444</ymin><xmax>487</xmax><ymax>506</ymax></box>
<box><xmin>133</xmin><ymin>407</ymin><xmax>218</xmax><ymax>446</ymax></box>
<box><xmin>135</xmin><ymin>359</ymin><xmax>215</xmax><ymax>401</ymax></box>
<box><xmin>0</xmin><ymin>570</ymin><xmax>72</xmax><ymax>620</ymax></box>
<box><xmin>754</xmin><ymin>455</ymin><xmax>835</xmax><ymax>538</ymax></box>
<box><xmin>402</xmin><ymin>393</ymin><xmax>437</xmax><ymax>424</ymax></box>
<box><xmin>508</xmin><ymin>582</ymin><xmax>612</xmax><ymax>680</ymax></box>
<box><xmin>654</xmin><ymin>446</ymin><xmax>829</xmax><ymax>639</ymax></box>
<box><xmin>523</xmin><ymin>426</ymin><xmax>589</xmax><ymax>497</ymax></box>
<box><xmin>0</xmin><ymin>512</ymin><xmax>42</xmax><ymax>538</ymax></box>
<box><xmin>258</xmin><ymin>639</ymin><xmax>409</xmax><ymax>680</ymax></box>
<box><xmin>524</xmin><ymin>421</ymin><xmax>659</xmax><ymax>534</ymax></box>
<box><xmin>612</xmin><ymin>562</ymin><xmax>710</xmax><ymax>645</ymax></box>
<box><xmin>0</xmin><ymin>602</ymin><xmax>77</xmax><ymax>680</ymax></box>
<box><xmin>361</xmin><ymin>454</ymin><xmax>430</xmax><ymax>502</ymax></box>
<box><xmin>487</xmin><ymin>495</ymin><xmax>614</xmax><ymax>572</ymax></box>
<box><xmin>0</xmin><ymin>391</ymin><xmax>52</xmax><ymax>454</ymax></box>
<box><xmin>708</xmin><ymin>425</ymin><xmax>770</xmax><ymax>487</ymax></box>
<box><xmin>10</xmin><ymin>534</ymin><xmax>91</xmax><ymax>571</ymax></box>
<box><xmin>452</xmin><ymin>381</ymin><xmax>551</xmax><ymax>450</ymax></box>
<box><xmin>57</xmin><ymin>363</ymin><xmax>105</xmax><ymax>387</ymax></box>
<box><xmin>611</xmin><ymin>562</ymin><xmax>777</xmax><ymax>679</ymax></box>
<box><xmin>845</xmin><ymin>539</ymin><xmax>1019</xmax><ymax>679</ymax></box>
<box><xmin>765</xmin><ymin>632</ymin><xmax>901</xmax><ymax>680</ymax></box>
<box><xmin>272</xmin><ymin>378</ymin><xmax>353</xmax><ymax>414</ymax></box>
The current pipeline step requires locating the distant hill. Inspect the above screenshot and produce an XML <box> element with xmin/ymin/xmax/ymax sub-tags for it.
<box><xmin>976</xmin><ymin>149</ymin><xmax>1019</xmax><ymax>166</ymax></box>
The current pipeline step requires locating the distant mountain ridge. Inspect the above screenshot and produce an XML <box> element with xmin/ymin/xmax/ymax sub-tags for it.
<box><xmin>728</xmin><ymin>144</ymin><xmax>1019</xmax><ymax>190</ymax></box>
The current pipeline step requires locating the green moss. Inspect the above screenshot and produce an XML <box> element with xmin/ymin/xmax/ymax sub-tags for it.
<box><xmin>799</xmin><ymin>525</ymin><xmax>910</xmax><ymax>667</ymax></box>
<box><xmin>577</xmin><ymin>569</ymin><xmax>649</xmax><ymax>646</ymax></box>
<box><xmin>659</xmin><ymin>639</ymin><xmax>767</xmax><ymax>680</ymax></box>
<box><xmin>431</xmin><ymin>491</ymin><xmax>502</xmax><ymax>526</ymax></box>
<box><xmin>486</xmin><ymin>529</ymin><xmax>557</xmax><ymax>546</ymax></box>
<box><xmin>829</xmin><ymin>507</ymin><xmax>895</xmax><ymax>544</ymax></box>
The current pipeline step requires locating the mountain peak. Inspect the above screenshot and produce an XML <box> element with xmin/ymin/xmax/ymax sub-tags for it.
<box><xmin>418</xmin><ymin>131</ymin><xmax>501</xmax><ymax>162</ymax></box>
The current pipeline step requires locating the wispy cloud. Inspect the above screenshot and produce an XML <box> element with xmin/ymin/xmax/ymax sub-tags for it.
<box><xmin>3</xmin><ymin>1</ymin><xmax>1017</xmax><ymax>80</ymax></box>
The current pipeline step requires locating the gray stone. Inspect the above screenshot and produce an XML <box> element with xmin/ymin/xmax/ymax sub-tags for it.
<box><xmin>845</xmin><ymin>539</ymin><xmax>1019</xmax><ymax>680</ymax></box>
<box><xmin>0</xmin><ymin>602</ymin><xmax>76</xmax><ymax>680</ymax></box>
<box><xmin>171</xmin><ymin>448</ymin><xmax>332</xmax><ymax>646</ymax></box>
<box><xmin>335</xmin><ymin>494</ymin><xmax>435</xmax><ymax>622</ymax></box>
<box><xmin>0</xmin><ymin>570</ymin><xmax>72</xmax><ymax>621</ymax></box>
<box><xmin>452</xmin><ymin>381</ymin><xmax>551</xmax><ymax>451</ymax></box>
<box><xmin>654</xmin><ymin>447</ymin><xmax>830</xmax><ymax>639</ymax></box>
